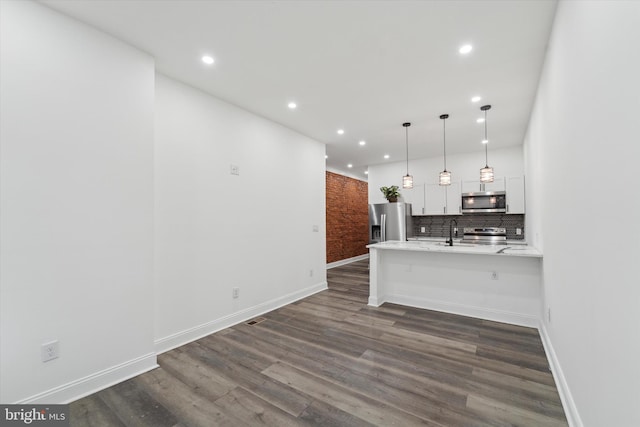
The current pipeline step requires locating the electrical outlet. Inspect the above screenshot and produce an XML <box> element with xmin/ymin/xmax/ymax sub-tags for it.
<box><xmin>420</xmin><ymin>227</ymin><xmax>426</xmax><ymax>233</ymax></box>
<box><xmin>312</xmin><ymin>225</ymin><xmax>319</xmax><ymax>232</ymax></box>
<box><xmin>230</xmin><ymin>164</ymin><xmax>240</xmax><ymax>175</ymax></box>
<box><xmin>41</xmin><ymin>340</ymin><xmax>59</xmax><ymax>362</ymax></box>
<box><xmin>232</xmin><ymin>287</ymin><xmax>239</xmax><ymax>299</ymax></box>
<box><xmin>491</xmin><ymin>271</ymin><xmax>499</xmax><ymax>280</ymax></box>
<box><xmin>516</xmin><ymin>228</ymin><xmax>522</xmax><ymax>235</ymax></box>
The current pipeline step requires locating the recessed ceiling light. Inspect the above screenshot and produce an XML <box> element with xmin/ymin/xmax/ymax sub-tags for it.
<box><xmin>482</xmin><ymin>139</ymin><xmax>489</xmax><ymax>144</ymax></box>
<box><xmin>359</xmin><ymin>140</ymin><xmax>366</xmax><ymax>146</ymax></box>
<box><xmin>471</xmin><ymin>96</ymin><xmax>481</xmax><ymax>103</ymax></box>
<box><xmin>364</xmin><ymin>171</ymin><xmax>369</xmax><ymax>175</ymax></box>
<box><xmin>459</xmin><ymin>44</ymin><xmax>473</xmax><ymax>55</ymax></box>
<box><xmin>337</xmin><ymin>129</ymin><xmax>344</xmax><ymax>135</ymax></box>
<box><xmin>201</xmin><ymin>55</ymin><xmax>214</xmax><ymax>65</ymax></box>
<box><xmin>477</xmin><ymin>118</ymin><xmax>485</xmax><ymax>123</ymax></box>
<box><xmin>288</xmin><ymin>102</ymin><xmax>297</xmax><ymax>109</ymax></box>
<box><xmin>347</xmin><ymin>163</ymin><xmax>353</xmax><ymax>168</ymax></box>
<box><xmin>384</xmin><ymin>154</ymin><xmax>390</xmax><ymax>159</ymax></box>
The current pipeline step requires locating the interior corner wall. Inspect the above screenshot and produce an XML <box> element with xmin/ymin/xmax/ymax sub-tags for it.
<box><xmin>153</xmin><ymin>74</ymin><xmax>327</xmax><ymax>351</ymax></box>
<box><xmin>0</xmin><ymin>1</ymin><xmax>155</xmax><ymax>403</ymax></box>
<box><xmin>325</xmin><ymin>171</ymin><xmax>369</xmax><ymax>264</ymax></box>
<box><xmin>523</xmin><ymin>1</ymin><xmax>640</xmax><ymax>426</ymax></box>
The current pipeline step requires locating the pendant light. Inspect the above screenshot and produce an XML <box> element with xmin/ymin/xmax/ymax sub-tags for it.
<box><xmin>402</xmin><ymin>122</ymin><xmax>413</xmax><ymax>189</ymax></box>
<box><xmin>479</xmin><ymin>104</ymin><xmax>494</xmax><ymax>183</ymax></box>
<box><xmin>438</xmin><ymin>114</ymin><xmax>451</xmax><ymax>186</ymax></box>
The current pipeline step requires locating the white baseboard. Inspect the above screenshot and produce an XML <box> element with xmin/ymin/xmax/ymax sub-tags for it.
<box><xmin>326</xmin><ymin>254</ymin><xmax>369</xmax><ymax>269</ymax></box>
<box><xmin>17</xmin><ymin>352</ymin><xmax>158</xmax><ymax>404</ymax></box>
<box><xmin>383</xmin><ymin>293</ymin><xmax>539</xmax><ymax>328</ymax></box>
<box><xmin>538</xmin><ymin>322</ymin><xmax>583</xmax><ymax>427</ymax></box>
<box><xmin>154</xmin><ymin>281</ymin><xmax>328</xmax><ymax>354</ymax></box>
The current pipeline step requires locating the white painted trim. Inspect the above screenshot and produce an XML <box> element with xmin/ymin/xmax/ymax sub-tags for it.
<box><xmin>327</xmin><ymin>254</ymin><xmax>369</xmax><ymax>269</ymax></box>
<box><xmin>384</xmin><ymin>293</ymin><xmax>539</xmax><ymax>328</ymax></box>
<box><xmin>17</xmin><ymin>352</ymin><xmax>158</xmax><ymax>404</ymax></box>
<box><xmin>538</xmin><ymin>322</ymin><xmax>583</xmax><ymax>427</ymax></box>
<box><xmin>154</xmin><ymin>281</ymin><xmax>328</xmax><ymax>354</ymax></box>
<box><xmin>368</xmin><ymin>295</ymin><xmax>384</xmax><ymax>307</ymax></box>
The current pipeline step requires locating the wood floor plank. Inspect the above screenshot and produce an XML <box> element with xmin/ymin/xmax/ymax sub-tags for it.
<box><xmin>182</xmin><ymin>340</ymin><xmax>314</xmax><ymax>417</ymax></box>
<box><xmin>213</xmin><ymin>386</ymin><xmax>306</xmax><ymax>426</ymax></box>
<box><xmin>466</xmin><ymin>394</ymin><xmax>568</xmax><ymax>427</ymax></box>
<box><xmin>97</xmin><ymin>378</ymin><xmax>179</xmax><ymax>427</ymax></box>
<box><xmin>298</xmin><ymin>399</ymin><xmax>376</xmax><ymax>427</ymax></box>
<box><xmin>377</xmin><ymin>330</ymin><xmax>557</xmax><ymax>386</ymax></box>
<box><xmin>157</xmin><ymin>348</ymin><xmax>237</xmax><ymax>401</ymax></box>
<box><xmin>134</xmin><ymin>368</ymin><xmax>248</xmax><ymax>427</ymax></box>
<box><xmin>360</xmin><ymin>348</ymin><xmax>565</xmax><ymax>421</ymax></box>
<box><xmin>69</xmin><ymin>394</ymin><xmax>126</xmax><ymax>427</ymax></box>
<box><xmin>262</xmin><ymin>361</ymin><xmax>438</xmax><ymax>426</ymax></box>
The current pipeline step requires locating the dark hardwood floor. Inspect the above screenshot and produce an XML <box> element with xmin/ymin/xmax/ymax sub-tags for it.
<box><xmin>70</xmin><ymin>259</ymin><xmax>568</xmax><ymax>426</ymax></box>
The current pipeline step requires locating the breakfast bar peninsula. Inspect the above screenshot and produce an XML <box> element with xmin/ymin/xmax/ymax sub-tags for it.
<box><xmin>367</xmin><ymin>240</ymin><xmax>543</xmax><ymax>327</ymax></box>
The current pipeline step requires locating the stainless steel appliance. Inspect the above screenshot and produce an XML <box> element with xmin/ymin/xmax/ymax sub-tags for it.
<box><xmin>369</xmin><ymin>203</ymin><xmax>414</xmax><ymax>243</ymax></box>
<box><xmin>461</xmin><ymin>191</ymin><xmax>506</xmax><ymax>213</ymax></box>
<box><xmin>461</xmin><ymin>227</ymin><xmax>507</xmax><ymax>245</ymax></box>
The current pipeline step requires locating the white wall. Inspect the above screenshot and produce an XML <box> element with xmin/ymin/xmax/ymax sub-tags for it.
<box><xmin>367</xmin><ymin>146</ymin><xmax>523</xmax><ymax>203</ymax></box>
<box><xmin>524</xmin><ymin>1</ymin><xmax>640</xmax><ymax>426</ymax></box>
<box><xmin>0</xmin><ymin>1</ymin><xmax>155</xmax><ymax>403</ymax></box>
<box><xmin>153</xmin><ymin>74</ymin><xmax>327</xmax><ymax>351</ymax></box>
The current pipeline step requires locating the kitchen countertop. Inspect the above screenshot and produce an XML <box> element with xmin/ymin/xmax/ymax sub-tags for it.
<box><xmin>367</xmin><ymin>240</ymin><xmax>542</xmax><ymax>258</ymax></box>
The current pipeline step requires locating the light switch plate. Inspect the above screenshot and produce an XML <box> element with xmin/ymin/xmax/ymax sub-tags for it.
<box><xmin>230</xmin><ymin>164</ymin><xmax>240</xmax><ymax>175</ymax></box>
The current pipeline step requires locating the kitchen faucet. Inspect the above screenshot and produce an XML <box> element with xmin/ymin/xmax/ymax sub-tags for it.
<box><xmin>447</xmin><ymin>219</ymin><xmax>458</xmax><ymax>246</ymax></box>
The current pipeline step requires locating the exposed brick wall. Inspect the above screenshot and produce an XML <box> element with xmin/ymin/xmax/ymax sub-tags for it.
<box><xmin>326</xmin><ymin>171</ymin><xmax>369</xmax><ymax>264</ymax></box>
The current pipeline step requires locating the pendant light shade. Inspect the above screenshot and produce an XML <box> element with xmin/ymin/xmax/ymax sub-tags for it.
<box><xmin>479</xmin><ymin>105</ymin><xmax>494</xmax><ymax>183</ymax></box>
<box><xmin>403</xmin><ymin>174</ymin><xmax>413</xmax><ymax>189</ymax></box>
<box><xmin>480</xmin><ymin>165</ymin><xmax>494</xmax><ymax>183</ymax></box>
<box><xmin>438</xmin><ymin>114</ymin><xmax>451</xmax><ymax>186</ymax></box>
<box><xmin>402</xmin><ymin>122</ymin><xmax>413</xmax><ymax>189</ymax></box>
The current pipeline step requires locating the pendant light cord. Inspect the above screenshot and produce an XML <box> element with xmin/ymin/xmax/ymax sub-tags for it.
<box><xmin>405</xmin><ymin>126</ymin><xmax>409</xmax><ymax>174</ymax></box>
<box><xmin>484</xmin><ymin>108</ymin><xmax>489</xmax><ymax>167</ymax></box>
<box><xmin>443</xmin><ymin>117</ymin><xmax>447</xmax><ymax>171</ymax></box>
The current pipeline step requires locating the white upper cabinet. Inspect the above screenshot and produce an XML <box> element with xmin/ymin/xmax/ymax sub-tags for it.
<box><xmin>425</xmin><ymin>181</ymin><xmax>461</xmax><ymax>215</ymax></box>
<box><xmin>446</xmin><ymin>181</ymin><xmax>462</xmax><ymax>214</ymax></box>
<box><xmin>461</xmin><ymin>176</ymin><xmax>506</xmax><ymax>193</ymax></box>
<box><xmin>505</xmin><ymin>176</ymin><xmax>526</xmax><ymax>214</ymax></box>
<box><xmin>402</xmin><ymin>184</ymin><xmax>425</xmax><ymax>215</ymax></box>
<box><xmin>425</xmin><ymin>183</ymin><xmax>446</xmax><ymax>215</ymax></box>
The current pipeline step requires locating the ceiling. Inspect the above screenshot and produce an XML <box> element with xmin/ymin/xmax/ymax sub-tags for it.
<box><xmin>39</xmin><ymin>0</ymin><xmax>557</xmax><ymax>179</ymax></box>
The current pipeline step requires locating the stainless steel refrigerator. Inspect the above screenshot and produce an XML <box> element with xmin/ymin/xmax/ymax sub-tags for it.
<box><xmin>368</xmin><ymin>202</ymin><xmax>414</xmax><ymax>243</ymax></box>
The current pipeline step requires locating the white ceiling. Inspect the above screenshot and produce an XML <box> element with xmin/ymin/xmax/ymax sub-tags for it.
<box><xmin>39</xmin><ymin>0</ymin><xmax>557</xmax><ymax>178</ymax></box>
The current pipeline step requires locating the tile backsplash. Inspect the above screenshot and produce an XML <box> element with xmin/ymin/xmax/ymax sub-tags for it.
<box><xmin>412</xmin><ymin>214</ymin><xmax>525</xmax><ymax>240</ymax></box>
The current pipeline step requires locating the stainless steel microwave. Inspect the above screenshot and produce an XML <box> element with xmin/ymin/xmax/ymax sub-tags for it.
<box><xmin>461</xmin><ymin>191</ymin><xmax>506</xmax><ymax>213</ymax></box>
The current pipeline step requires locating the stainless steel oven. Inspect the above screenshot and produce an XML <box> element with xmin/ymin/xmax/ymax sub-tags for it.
<box><xmin>461</xmin><ymin>191</ymin><xmax>506</xmax><ymax>213</ymax></box>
